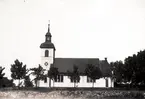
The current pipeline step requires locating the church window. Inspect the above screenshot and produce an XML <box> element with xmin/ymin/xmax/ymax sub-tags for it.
<box><xmin>87</xmin><ymin>76</ymin><xmax>95</xmax><ymax>83</ymax></box>
<box><xmin>44</xmin><ymin>77</ymin><xmax>47</xmax><ymax>83</ymax></box>
<box><xmin>71</xmin><ymin>78</ymin><xmax>73</xmax><ymax>83</ymax></box>
<box><xmin>70</xmin><ymin>78</ymin><xmax>80</xmax><ymax>83</ymax></box>
<box><xmin>54</xmin><ymin>75</ymin><xmax>63</xmax><ymax>82</ymax></box>
<box><xmin>77</xmin><ymin>79</ymin><xmax>80</xmax><ymax>83</ymax></box>
<box><xmin>57</xmin><ymin>75</ymin><xmax>60</xmax><ymax>82</ymax></box>
<box><xmin>45</xmin><ymin>50</ymin><xmax>49</xmax><ymax>57</ymax></box>
<box><xmin>106</xmin><ymin>78</ymin><xmax>108</xmax><ymax>87</ymax></box>
<box><xmin>60</xmin><ymin>75</ymin><xmax>63</xmax><ymax>82</ymax></box>
<box><xmin>54</xmin><ymin>76</ymin><xmax>57</xmax><ymax>82</ymax></box>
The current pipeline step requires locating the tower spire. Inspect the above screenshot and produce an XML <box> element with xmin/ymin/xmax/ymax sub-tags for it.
<box><xmin>45</xmin><ymin>20</ymin><xmax>52</xmax><ymax>42</ymax></box>
<box><xmin>48</xmin><ymin>20</ymin><xmax>50</xmax><ymax>33</ymax></box>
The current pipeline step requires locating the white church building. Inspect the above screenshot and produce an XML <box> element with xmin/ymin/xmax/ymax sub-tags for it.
<box><xmin>38</xmin><ymin>23</ymin><xmax>114</xmax><ymax>88</ymax></box>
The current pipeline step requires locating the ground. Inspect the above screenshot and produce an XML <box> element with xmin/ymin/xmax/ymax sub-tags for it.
<box><xmin>0</xmin><ymin>88</ymin><xmax>144</xmax><ymax>99</ymax></box>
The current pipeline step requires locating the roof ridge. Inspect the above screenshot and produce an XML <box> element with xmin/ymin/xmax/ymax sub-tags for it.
<box><xmin>55</xmin><ymin>57</ymin><xmax>99</xmax><ymax>59</ymax></box>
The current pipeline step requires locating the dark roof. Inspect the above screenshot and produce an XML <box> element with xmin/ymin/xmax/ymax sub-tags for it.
<box><xmin>40</xmin><ymin>42</ymin><xmax>55</xmax><ymax>49</ymax></box>
<box><xmin>99</xmin><ymin>60</ymin><xmax>112</xmax><ymax>77</ymax></box>
<box><xmin>46</xmin><ymin>32</ymin><xmax>52</xmax><ymax>37</ymax></box>
<box><xmin>53</xmin><ymin>58</ymin><xmax>112</xmax><ymax>77</ymax></box>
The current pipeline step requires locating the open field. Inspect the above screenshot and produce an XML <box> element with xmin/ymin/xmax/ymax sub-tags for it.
<box><xmin>0</xmin><ymin>88</ymin><xmax>145</xmax><ymax>99</ymax></box>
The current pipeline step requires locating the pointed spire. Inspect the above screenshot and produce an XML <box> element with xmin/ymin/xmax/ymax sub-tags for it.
<box><xmin>48</xmin><ymin>20</ymin><xmax>50</xmax><ymax>33</ymax></box>
<box><xmin>45</xmin><ymin>20</ymin><xmax>52</xmax><ymax>42</ymax></box>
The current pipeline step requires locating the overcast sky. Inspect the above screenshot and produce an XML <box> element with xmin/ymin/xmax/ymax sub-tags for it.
<box><xmin>0</xmin><ymin>0</ymin><xmax>145</xmax><ymax>78</ymax></box>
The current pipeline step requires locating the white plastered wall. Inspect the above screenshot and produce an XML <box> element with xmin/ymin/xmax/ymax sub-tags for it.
<box><xmin>41</xmin><ymin>48</ymin><xmax>54</xmax><ymax>71</ymax></box>
<box><xmin>39</xmin><ymin>76</ymin><xmax>113</xmax><ymax>88</ymax></box>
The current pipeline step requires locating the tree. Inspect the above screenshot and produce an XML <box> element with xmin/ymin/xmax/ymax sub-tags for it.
<box><xmin>67</xmin><ymin>65</ymin><xmax>80</xmax><ymax>87</ymax></box>
<box><xmin>0</xmin><ymin>66</ymin><xmax>5</xmax><ymax>79</ymax></box>
<box><xmin>110</xmin><ymin>61</ymin><xmax>125</xmax><ymax>84</ymax></box>
<box><xmin>85</xmin><ymin>64</ymin><xmax>102</xmax><ymax>87</ymax></box>
<box><xmin>124</xmin><ymin>55</ymin><xmax>136</xmax><ymax>85</ymax></box>
<box><xmin>0</xmin><ymin>66</ymin><xmax>5</xmax><ymax>87</ymax></box>
<box><xmin>124</xmin><ymin>50</ymin><xmax>145</xmax><ymax>87</ymax></box>
<box><xmin>0</xmin><ymin>66</ymin><xmax>15</xmax><ymax>88</ymax></box>
<box><xmin>10</xmin><ymin>59</ymin><xmax>28</xmax><ymax>87</ymax></box>
<box><xmin>47</xmin><ymin>66</ymin><xmax>59</xmax><ymax>87</ymax></box>
<box><xmin>109</xmin><ymin>49</ymin><xmax>145</xmax><ymax>88</ymax></box>
<box><xmin>24</xmin><ymin>75</ymin><xmax>33</xmax><ymax>87</ymax></box>
<box><xmin>30</xmin><ymin>64</ymin><xmax>45</xmax><ymax>87</ymax></box>
<box><xmin>135</xmin><ymin>50</ymin><xmax>145</xmax><ymax>85</ymax></box>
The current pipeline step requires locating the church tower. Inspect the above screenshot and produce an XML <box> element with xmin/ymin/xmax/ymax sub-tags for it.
<box><xmin>40</xmin><ymin>22</ymin><xmax>55</xmax><ymax>71</ymax></box>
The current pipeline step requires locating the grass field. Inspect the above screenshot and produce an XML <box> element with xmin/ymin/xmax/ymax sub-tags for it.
<box><xmin>0</xmin><ymin>88</ymin><xmax>144</xmax><ymax>99</ymax></box>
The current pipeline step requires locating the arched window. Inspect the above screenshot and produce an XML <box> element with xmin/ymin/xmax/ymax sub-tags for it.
<box><xmin>106</xmin><ymin>78</ymin><xmax>108</xmax><ymax>87</ymax></box>
<box><xmin>45</xmin><ymin>50</ymin><xmax>49</xmax><ymax>57</ymax></box>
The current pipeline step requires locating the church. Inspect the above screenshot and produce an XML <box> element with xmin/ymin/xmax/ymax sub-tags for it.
<box><xmin>38</xmin><ymin>23</ymin><xmax>114</xmax><ymax>88</ymax></box>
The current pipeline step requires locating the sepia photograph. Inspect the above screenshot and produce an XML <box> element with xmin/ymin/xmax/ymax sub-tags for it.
<box><xmin>0</xmin><ymin>0</ymin><xmax>145</xmax><ymax>99</ymax></box>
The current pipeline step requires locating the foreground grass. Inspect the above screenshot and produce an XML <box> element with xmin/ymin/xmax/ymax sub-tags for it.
<box><xmin>0</xmin><ymin>88</ymin><xmax>145</xmax><ymax>99</ymax></box>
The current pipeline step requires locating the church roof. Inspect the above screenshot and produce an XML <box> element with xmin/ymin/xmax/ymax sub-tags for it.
<box><xmin>40</xmin><ymin>42</ymin><xmax>55</xmax><ymax>49</ymax></box>
<box><xmin>53</xmin><ymin>58</ymin><xmax>112</xmax><ymax>77</ymax></box>
<box><xmin>45</xmin><ymin>32</ymin><xmax>52</xmax><ymax>37</ymax></box>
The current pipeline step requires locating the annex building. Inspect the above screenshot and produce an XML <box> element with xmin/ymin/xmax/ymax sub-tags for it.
<box><xmin>39</xmin><ymin>23</ymin><xmax>114</xmax><ymax>88</ymax></box>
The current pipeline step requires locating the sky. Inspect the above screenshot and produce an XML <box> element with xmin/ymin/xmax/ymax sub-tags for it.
<box><xmin>0</xmin><ymin>0</ymin><xmax>145</xmax><ymax>78</ymax></box>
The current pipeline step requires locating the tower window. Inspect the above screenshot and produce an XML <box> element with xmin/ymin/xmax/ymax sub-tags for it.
<box><xmin>45</xmin><ymin>50</ymin><xmax>49</xmax><ymax>57</ymax></box>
